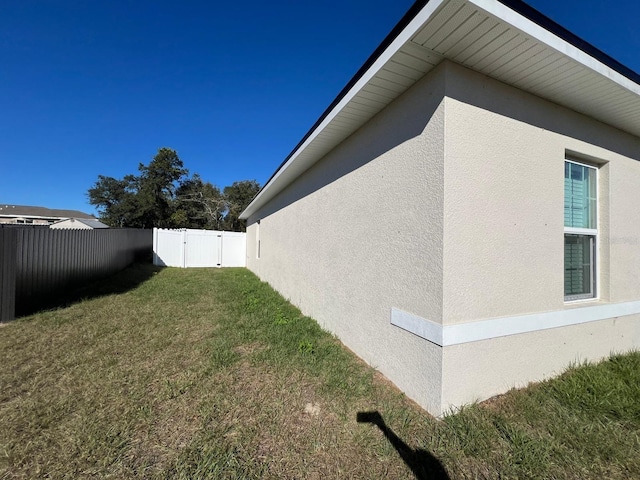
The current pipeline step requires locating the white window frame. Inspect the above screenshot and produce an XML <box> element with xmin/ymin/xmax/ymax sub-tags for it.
<box><xmin>564</xmin><ymin>159</ymin><xmax>598</xmax><ymax>302</ymax></box>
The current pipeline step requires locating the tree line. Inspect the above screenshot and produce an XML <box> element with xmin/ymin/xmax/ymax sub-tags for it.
<box><xmin>87</xmin><ymin>147</ymin><xmax>260</xmax><ymax>231</ymax></box>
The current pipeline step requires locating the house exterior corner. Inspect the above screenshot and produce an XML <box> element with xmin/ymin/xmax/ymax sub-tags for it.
<box><xmin>240</xmin><ymin>0</ymin><xmax>640</xmax><ymax>416</ymax></box>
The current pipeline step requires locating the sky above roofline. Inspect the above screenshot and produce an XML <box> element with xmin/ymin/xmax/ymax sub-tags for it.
<box><xmin>1</xmin><ymin>0</ymin><xmax>637</xmax><ymax>215</ymax></box>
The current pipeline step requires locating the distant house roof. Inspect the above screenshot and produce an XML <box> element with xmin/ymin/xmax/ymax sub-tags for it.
<box><xmin>0</xmin><ymin>205</ymin><xmax>95</xmax><ymax>220</ymax></box>
<box><xmin>77</xmin><ymin>218</ymin><xmax>109</xmax><ymax>228</ymax></box>
<box><xmin>240</xmin><ymin>0</ymin><xmax>640</xmax><ymax>219</ymax></box>
<box><xmin>50</xmin><ymin>218</ymin><xmax>109</xmax><ymax>229</ymax></box>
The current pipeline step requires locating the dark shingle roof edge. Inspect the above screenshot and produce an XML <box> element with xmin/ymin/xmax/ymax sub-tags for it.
<box><xmin>0</xmin><ymin>204</ymin><xmax>95</xmax><ymax>219</ymax></box>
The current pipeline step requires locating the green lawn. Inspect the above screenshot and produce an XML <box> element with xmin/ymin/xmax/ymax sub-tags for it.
<box><xmin>1</xmin><ymin>264</ymin><xmax>639</xmax><ymax>479</ymax></box>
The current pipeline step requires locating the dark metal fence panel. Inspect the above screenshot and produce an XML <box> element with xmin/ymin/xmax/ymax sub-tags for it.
<box><xmin>0</xmin><ymin>227</ymin><xmax>152</xmax><ymax>322</ymax></box>
<box><xmin>0</xmin><ymin>229</ymin><xmax>17</xmax><ymax>323</ymax></box>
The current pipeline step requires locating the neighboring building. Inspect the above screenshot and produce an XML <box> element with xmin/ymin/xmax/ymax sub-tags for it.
<box><xmin>50</xmin><ymin>218</ymin><xmax>109</xmax><ymax>229</ymax></box>
<box><xmin>0</xmin><ymin>205</ymin><xmax>96</xmax><ymax>225</ymax></box>
<box><xmin>240</xmin><ymin>0</ymin><xmax>640</xmax><ymax>416</ymax></box>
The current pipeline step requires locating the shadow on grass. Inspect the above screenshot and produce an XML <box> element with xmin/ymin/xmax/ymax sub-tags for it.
<box><xmin>357</xmin><ymin>411</ymin><xmax>450</xmax><ymax>480</ymax></box>
<box><xmin>16</xmin><ymin>262</ymin><xmax>163</xmax><ymax>318</ymax></box>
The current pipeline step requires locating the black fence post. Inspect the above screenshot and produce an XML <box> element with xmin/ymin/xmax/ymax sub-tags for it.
<box><xmin>0</xmin><ymin>228</ymin><xmax>17</xmax><ymax>322</ymax></box>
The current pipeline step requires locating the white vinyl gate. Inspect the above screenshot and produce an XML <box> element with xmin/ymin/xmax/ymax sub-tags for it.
<box><xmin>152</xmin><ymin>228</ymin><xmax>246</xmax><ymax>268</ymax></box>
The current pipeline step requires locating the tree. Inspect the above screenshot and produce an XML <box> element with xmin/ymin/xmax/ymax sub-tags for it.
<box><xmin>136</xmin><ymin>148</ymin><xmax>188</xmax><ymax>228</ymax></box>
<box><xmin>88</xmin><ymin>148</ymin><xmax>188</xmax><ymax>228</ymax></box>
<box><xmin>222</xmin><ymin>180</ymin><xmax>261</xmax><ymax>232</ymax></box>
<box><xmin>172</xmin><ymin>174</ymin><xmax>226</xmax><ymax>230</ymax></box>
<box><xmin>87</xmin><ymin>148</ymin><xmax>259</xmax><ymax>231</ymax></box>
<box><xmin>87</xmin><ymin>174</ymin><xmax>139</xmax><ymax>227</ymax></box>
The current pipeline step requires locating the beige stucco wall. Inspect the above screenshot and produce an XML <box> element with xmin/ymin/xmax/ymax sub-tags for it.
<box><xmin>246</xmin><ymin>60</ymin><xmax>640</xmax><ymax>416</ymax></box>
<box><xmin>441</xmin><ymin>61</ymin><xmax>640</xmax><ymax>324</ymax></box>
<box><xmin>439</xmin><ymin>62</ymin><xmax>640</xmax><ymax>410</ymax></box>
<box><xmin>247</xmin><ymin>63</ymin><xmax>450</xmax><ymax>414</ymax></box>
<box><xmin>441</xmin><ymin>314</ymin><xmax>640</xmax><ymax>412</ymax></box>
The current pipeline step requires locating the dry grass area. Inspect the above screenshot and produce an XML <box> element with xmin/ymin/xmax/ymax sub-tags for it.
<box><xmin>1</xmin><ymin>264</ymin><xmax>639</xmax><ymax>479</ymax></box>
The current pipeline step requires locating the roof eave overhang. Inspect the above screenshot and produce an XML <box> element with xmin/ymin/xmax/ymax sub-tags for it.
<box><xmin>240</xmin><ymin>0</ymin><xmax>640</xmax><ymax>219</ymax></box>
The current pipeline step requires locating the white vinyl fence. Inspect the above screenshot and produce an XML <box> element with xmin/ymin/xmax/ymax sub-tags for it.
<box><xmin>153</xmin><ymin>228</ymin><xmax>246</xmax><ymax>268</ymax></box>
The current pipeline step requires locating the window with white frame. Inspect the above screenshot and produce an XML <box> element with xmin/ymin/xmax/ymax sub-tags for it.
<box><xmin>564</xmin><ymin>160</ymin><xmax>597</xmax><ymax>301</ymax></box>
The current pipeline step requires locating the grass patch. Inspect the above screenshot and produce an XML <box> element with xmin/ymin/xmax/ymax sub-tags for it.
<box><xmin>1</xmin><ymin>264</ymin><xmax>639</xmax><ymax>478</ymax></box>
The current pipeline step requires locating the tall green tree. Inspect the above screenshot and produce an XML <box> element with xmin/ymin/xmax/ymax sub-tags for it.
<box><xmin>88</xmin><ymin>148</ymin><xmax>259</xmax><ymax>231</ymax></box>
<box><xmin>87</xmin><ymin>174</ymin><xmax>139</xmax><ymax>227</ymax></box>
<box><xmin>136</xmin><ymin>148</ymin><xmax>188</xmax><ymax>228</ymax></box>
<box><xmin>88</xmin><ymin>148</ymin><xmax>187</xmax><ymax>228</ymax></box>
<box><xmin>222</xmin><ymin>180</ymin><xmax>260</xmax><ymax>232</ymax></box>
<box><xmin>172</xmin><ymin>174</ymin><xmax>226</xmax><ymax>230</ymax></box>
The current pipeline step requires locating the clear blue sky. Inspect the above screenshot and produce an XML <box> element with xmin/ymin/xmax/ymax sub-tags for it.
<box><xmin>1</xmin><ymin>0</ymin><xmax>638</xmax><ymax>215</ymax></box>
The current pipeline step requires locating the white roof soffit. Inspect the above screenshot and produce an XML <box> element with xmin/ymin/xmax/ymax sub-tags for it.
<box><xmin>241</xmin><ymin>0</ymin><xmax>640</xmax><ymax>219</ymax></box>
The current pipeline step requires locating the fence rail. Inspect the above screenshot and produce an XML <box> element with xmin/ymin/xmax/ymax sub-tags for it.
<box><xmin>0</xmin><ymin>226</ymin><xmax>152</xmax><ymax>322</ymax></box>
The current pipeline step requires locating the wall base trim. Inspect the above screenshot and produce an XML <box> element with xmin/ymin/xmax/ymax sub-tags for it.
<box><xmin>391</xmin><ymin>300</ymin><xmax>640</xmax><ymax>346</ymax></box>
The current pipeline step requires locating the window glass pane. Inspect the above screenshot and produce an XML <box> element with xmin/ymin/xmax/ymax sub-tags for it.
<box><xmin>564</xmin><ymin>162</ymin><xmax>596</xmax><ymax>229</ymax></box>
<box><xmin>588</xmin><ymin>166</ymin><xmax>597</xmax><ymax>228</ymax></box>
<box><xmin>564</xmin><ymin>234</ymin><xmax>594</xmax><ymax>299</ymax></box>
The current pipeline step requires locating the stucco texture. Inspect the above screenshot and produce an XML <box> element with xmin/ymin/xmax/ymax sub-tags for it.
<box><xmin>246</xmin><ymin>60</ymin><xmax>640</xmax><ymax>416</ymax></box>
<box><xmin>441</xmin><ymin>61</ymin><xmax>640</xmax><ymax>324</ymax></box>
<box><xmin>442</xmin><ymin>314</ymin><xmax>640</xmax><ymax>411</ymax></box>
<box><xmin>247</xmin><ymin>64</ymin><xmax>449</xmax><ymax>414</ymax></box>
<box><xmin>439</xmin><ymin>62</ymin><xmax>640</xmax><ymax>410</ymax></box>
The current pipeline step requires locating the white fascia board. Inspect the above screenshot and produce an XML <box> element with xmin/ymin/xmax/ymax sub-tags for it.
<box><xmin>392</xmin><ymin>300</ymin><xmax>640</xmax><ymax>346</ymax></box>
<box><xmin>240</xmin><ymin>0</ymin><xmax>447</xmax><ymax>220</ymax></box>
<box><xmin>469</xmin><ymin>0</ymin><xmax>640</xmax><ymax>96</ymax></box>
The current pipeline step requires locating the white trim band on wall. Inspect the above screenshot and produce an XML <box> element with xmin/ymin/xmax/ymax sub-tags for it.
<box><xmin>391</xmin><ymin>300</ymin><xmax>640</xmax><ymax>347</ymax></box>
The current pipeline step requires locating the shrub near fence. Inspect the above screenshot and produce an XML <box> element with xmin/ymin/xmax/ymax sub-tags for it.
<box><xmin>0</xmin><ymin>226</ymin><xmax>152</xmax><ymax>322</ymax></box>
